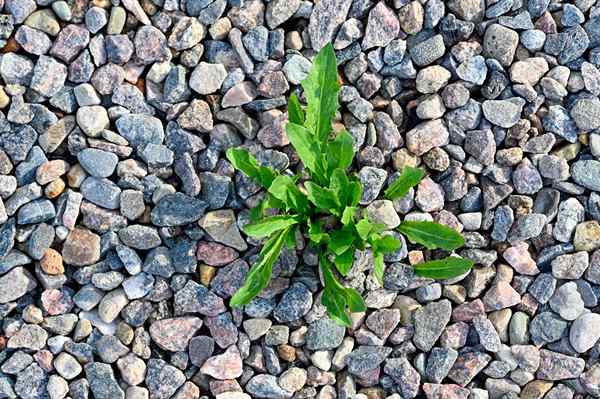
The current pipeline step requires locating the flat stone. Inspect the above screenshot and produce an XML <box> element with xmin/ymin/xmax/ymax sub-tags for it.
<box><xmin>174</xmin><ymin>280</ymin><xmax>226</xmax><ymax>316</ymax></box>
<box><xmin>413</xmin><ymin>300</ymin><xmax>452</xmax><ymax>351</ymax></box>
<box><xmin>362</xmin><ymin>2</ymin><xmax>399</xmax><ymax>50</ymax></box>
<box><xmin>306</xmin><ymin>317</ymin><xmax>346</xmax><ymax>350</ymax></box>
<box><xmin>199</xmin><ymin>210</ymin><xmax>247</xmax><ymax>251</ymax></box>
<box><xmin>201</xmin><ymin>346</ymin><xmax>243</xmax><ymax>380</ymax></box>
<box><xmin>149</xmin><ymin>317</ymin><xmax>203</xmax><ymax>352</ymax></box>
<box><xmin>0</xmin><ymin>267</ymin><xmax>37</xmax><ymax>303</ymax></box>
<box><xmin>85</xmin><ymin>362</ymin><xmax>124</xmax><ymax>399</ymax></box>
<box><xmin>483</xmin><ymin>24</ymin><xmax>518</xmax><ymax>66</ymax></box>
<box><xmin>406</xmin><ymin>119</ymin><xmax>449</xmax><ymax>156</ymax></box>
<box><xmin>308</xmin><ymin>0</ymin><xmax>353</xmax><ymax>50</ymax></box>
<box><xmin>273</xmin><ymin>282</ymin><xmax>313</xmax><ymax>323</ymax></box>
<box><xmin>537</xmin><ymin>349</ymin><xmax>585</xmax><ymax>380</ymax></box>
<box><xmin>145</xmin><ymin>358</ymin><xmax>185</xmax><ymax>399</ymax></box>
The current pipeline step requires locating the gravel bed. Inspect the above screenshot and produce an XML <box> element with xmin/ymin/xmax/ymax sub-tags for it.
<box><xmin>0</xmin><ymin>0</ymin><xmax>600</xmax><ymax>398</ymax></box>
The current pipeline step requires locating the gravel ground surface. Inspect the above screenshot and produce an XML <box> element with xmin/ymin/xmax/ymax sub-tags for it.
<box><xmin>0</xmin><ymin>0</ymin><xmax>600</xmax><ymax>398</ymax></box>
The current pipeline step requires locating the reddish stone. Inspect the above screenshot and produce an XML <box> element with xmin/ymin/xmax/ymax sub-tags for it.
<box><xmin>197</xmin><ymin>242</ymin><xmax>239</xmax><ymax>266</ymax></box>
<box><xmin>149</xmin><ymin>317</ymin><xmax>203</xmax><ymax>352</ymax></box>
<box><xmin>452</xmin><ymin>299</ymin><xmax>485</xmax><ymax>322</ymax></box>
<box><xmin>41</xmin><ymin>289</ymin><xmax>74</xmax><ymax>315</ymax></box>
<box><xmin>39</xmin><ymin>248</ymin><xmax>64</xmax><ymax>275</ymax></box>
<box><xmin>503</xmin><ymin>242</ymin><xmax>539</xmax><ymax>275</ymax></box>
<box><xmin>448</xmin><ymin>351</ymin><xmax>491</xmax><ymax>386</ymax></box>
<box><xmin>34</xmin><ymin>350</ymin><xmax>54</xmax><ymax>372</ymax></box>
<box><xmin>201</xmin><ymin>346</ymin><xmax>243</xmax><ymax>380</ymax></box>
<box><xmin>423</xmin><ymin>383</ymin><xmax>470</xmax><ymax>399</ymax></box>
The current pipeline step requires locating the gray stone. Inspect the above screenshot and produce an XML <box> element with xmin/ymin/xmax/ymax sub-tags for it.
<box><xmin>306</xmin><ymin>317</ymin><xmax>346</xmax><ymax>350</ymax></box>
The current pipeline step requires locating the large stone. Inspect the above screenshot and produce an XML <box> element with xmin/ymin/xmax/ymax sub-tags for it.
<box><xmin>151</xmin><ymin>193</ymin><xmax>208</xmax><ymax>226</ymax></box>
<box><xmin>149</xmin><ymin>317</ymin><xmax>203</xmax><ymax>352</ymax></box>
<box><xmin>0</xmin><ymin>267</ymin><xmax>37</xmax><ymax>303</ymax></box>
<box><xmin>406</xmin><ymin>119</ymin><xmax>449</xmax><ymax>156</ymax></box>
<box><xmin>413</xmin><ymin>300</ymin><xmax>452</xmax><ymax>351</ymax></box>
<box><xmin>62</xmin><ymin>228</ymin><xmax>101</xmax><ymax>266</ymax></box>
<box><xmin>308</xmin><ymin>0</ymin><xmax>353</xmax><ymax>50</ymax></box>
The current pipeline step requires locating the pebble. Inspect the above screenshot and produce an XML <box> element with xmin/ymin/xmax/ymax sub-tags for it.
<box><xmin>306</xmin><ymin>317</ymin><xmax>346</xmax><ymax>351</ymax></box>
<box><xmin>549</xmin><ymin>282</ymin><xmax>585</xmax><ymax>321</ymax></box>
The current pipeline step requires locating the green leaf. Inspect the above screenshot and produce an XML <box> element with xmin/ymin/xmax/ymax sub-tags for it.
<box><xmin>346</xmin><ymin>288</ymin><xmax>366</xmax><ymax>312</ymax></box>
<box><xmin>372</xmin><ymin>235</ymin><xmax>401</xmax><ymax>253</ymax></box>
<box><xmin>329</xmin><ymin>169</ymin><xmax>363</xmax><ymax>209</ymax></box>
<box><xmin>243</xmin><ymin>215</ymin><xmax>300</xmax><ymax>238</ymax></box>
<box><xmin>286</xmin><ymin>123</ymin><xmax>325</xmax><ymax>180</ymax></box>
<box><xmin>355</xmin><ymin>218</ymin><xmax>387</xmax><ymax>242</ymax></box>
<box><xmin>341</xmin><ymin>206</ymin><xmax>357</xmax><ymax>225</ymax></box>
<box><xmin>413</xmin><ymin>256</ymin><xmax>474</xmax><ymax>280</ymax></box>
<box><xmin>328</xmin><ymin>227</ymin><xmax>354</xmax><ymax>255</ymax></box>
<box><xmin>355</xmin><ymin>218</ymin><xmax>373</xmax><ymax>241</ymax></box>
<box><xmin>322</xmin><ymin>289</ymin><xmax>352</xmax><ymax>326</ymax></box>
<box><xmin>347</xmin><ymin>179</ymin><xmax>362</xmax><ymax>207</ymax></box>
<box><xmin>288</xmin><ymin>94</ymin><xmax>304</xmax><ymax>125</ymax></box>
<box><xmin>384</xmin><ymin>167</ymin><xmax>425</xmax><ymax>200</ymax></box>
<box><xmin>373</xmin><ymin>252</ymin><xmax>384</xmax><ymax>285</ymax></box>
<box><xmin>305</xmin><ymin>181</ymin><xmax>341</xmax><ymax>215</ymax></box>
<box><xmin>302</xmin><ymin>43</ymin><xmax>340</xmax><ymax>143</ymax></box>
<box><xmin>283</xmin><ymin>225</ymin><xmax>297</xmax><ymax>249</ymax></box>
<box><xmin>308</xmin><ymin>218</ymin><xmax>329</xmax><ymax>244</ymax></box>
<box><xmin>335</xmin><ymin>249</ymin><xmax>354</xmax><ymax>276</ymax></box>
<box><xmin>398</xmin><ymin>221</ymin><xmax>465</xmax><ymax>251</ymax></box>
<box><xmin>268</xmin><ymin>175</ymin><xmax>310</xmax><ymax>214</ymax></box>
<box><xmin>326</xmin><ymin>130</ymin><xmax>354</xmax><ymax>175</ymax></box>
<box><xmin>321</xmin><ymin>256</ymin><xmax>364</xmax><ymax>327</ymax></box>
<box><xmin>230</xmin><ymin>227</ymin><xmax>291</xmax><ymax>307</ymax></box>
<box><xmin>226</xmin><ymin>148</ymin><xmax>277</xmax><ymax>189</ymax></box>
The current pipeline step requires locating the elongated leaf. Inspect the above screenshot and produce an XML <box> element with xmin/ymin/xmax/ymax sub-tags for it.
<box><xmin>286</xmin><ymin>123</ymin><xmax>325</xmax><ymax>180</ymax></box>
<box><xmin>321</xmin><ymin>257</ymin><xmax>360</xmax><ymax>327</ymax></box>
<box><xmin>373</xmin><ymin>252</ymin><xmax>384</xmax><ymax>285</ymax></box>
<box><xmin>283</xmin><ymin>225</ymin><xmax>297</xmax><ymax>249</ymax></box>
<box><xmin>413</xmin><ymin>256</ymin><xmax>474</xmax><ymax>280</ymax></box>
<box><xmin>243</xmin><ymin>215</ymin><xmax>300</xmax><ymax>238</ymax></box>
<box><xmin>398</xmin><ymin>221</ymin><xmax>465</xmax><ymax>250</ymax></box>
<box><xmin>335</xmin><ymin>249</ymin><xmax>354</xmax><ymax>276</ymax></box>
<box><xmin>347</xmin><ymin>178</ymin><xmax>362</xmax><ymax>207</ymax></box>
<box><xmin>327</xmin><ymin>130</ymin><xmax>354</xmax><ymax>175</ymax></box>
<box><xmin>268</xmin><ymin>175</ymin><xmax>310</xmax><ymax>214</ymax></box>
<box><xmin>288</xmin><ymin>94</ymin><xmax>304</xmax><ymax>125</ymax></box>
<box><xmin>330</xmin><ymin>170</ymin><xmax>361</xmax><ymax>208</ymax></box>
<box><xmin>226</xmin><ymin>148</ymin><xmax>277</xmax><ymax>188</ymax></box>
<box><xmin>346</xmin><ymin>288</ymin><xmax>366</xmax><ymax>312</ymax></box>
<box><xmin>305</xmin><ymin>181</ymin><xmax>341</xmax><ymax>215</ymax></box>
<box><xmin>384</xmin><ymin>167</ymin><xmax>425</xmax><ymax>200</ymax></box>
<box><xmin>230</xmin><ymin>227</ymin><xmax>291</xmax><ymax>306</ymax></box>
<box><xmin>308</xmin><ymin>218</ymin><xmax>329</xmax><ymax>244</ymax></box>
<box><xmin>302</xmin><ymin>43</ymin><xmax>340</xmax><ymax>143</ymax></box>
<box><xmin>322</xmin><ymin>288</ymin><xmax>352</xmax><ymax>326</ymax></box>
<box><xmin>341</xmin><ymin>206</ymin><xmax>357</xmax><ymax>225</ymax></box>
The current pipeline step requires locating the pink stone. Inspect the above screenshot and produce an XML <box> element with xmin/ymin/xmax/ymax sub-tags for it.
<box><xmin>201</xmin><ymin>346</ymin><xmax>243</xmax><ymax>380</ymax></box>
<box><xmin>423</xmin><ymin>383</ymin><xmax>470</xmax><ymax>399</ymax></box>
<box><xmin>452</xmin><ymin>299</ymin><xmax>485</xmax><ymax>322</ymax></box>
<box><xmin>197</xmin><ymin>242</ymin><xmax>239</xmax><ymax>266</ymax></box>
<box><xmin>503</xmin><ymin>242</ymin><xmax>539</xmax><ymax>275</ymax></box>
<box><xmin>149</xmin><ymin>317</ymin><xmax>203</xmax><ymax>352</ymax></box>
<box><xmin>41</xmin><ymin>289</ymin><xmax>74</xmax><ymax>316</ymax></box>
<box><xmin>440</xmin><ymin>322</ymin><xmax>469</xmax><ymax>349</ymax></box>
<box><xmin>483</xmin><ymin>281</ymin><xmax>521</xmax><ymax>311</ymax></box>
<box><xmin>34</xmin><ymin>350</ymin><xmax>54</xmax><ymax>372</ymax></box>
